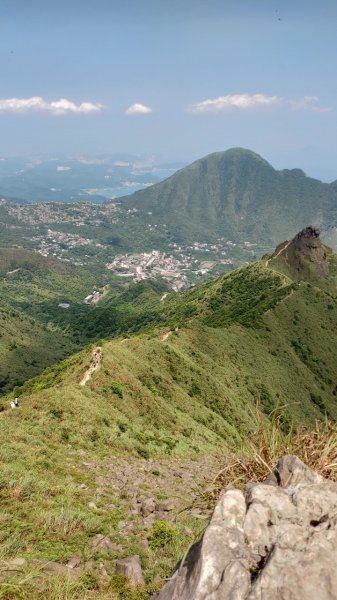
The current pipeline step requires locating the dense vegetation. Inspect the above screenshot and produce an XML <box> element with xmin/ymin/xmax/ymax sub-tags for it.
<box><xmin>0</xmin><ymin>248</ymin><xmax>94</xmax><ymax>391</ymax></box>
<box><xmin>0</xmin><ymin>247</ymin><xmax>172</xmax><ymax>391</ymax></box>
<box><xmin>2</xmin><ymin>150</ymin><xmax>337</xmax><ymax>278</ymax></box>
<box><xmin>2</xmin><ymin>231</ymin><xmax>337</xmax><ymax>597</ymax></box>
<box><xmin>121</xmin><ymin>148</ymin><xmax>337</xmax><ymax>246</ymax></box>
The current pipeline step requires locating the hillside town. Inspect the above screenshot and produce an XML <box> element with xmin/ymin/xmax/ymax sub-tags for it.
<box><xmin>36</xmin><ymin>228</ymin><xmax>106</xmax><ymax>259</ymax></box>
<box><xmin>106</xmin><ymin>250</ymin><xmax>191</xmax><ymax>290</ymax></box>
<box><xmin>0</xmin><ymin>198</ymin><xmax>261</xmax><ymax>288</ymax></box>
<box><xmin>6</xmin><ymin>200</ymin><xmax>119</xmax><ymax>227</ymax></box>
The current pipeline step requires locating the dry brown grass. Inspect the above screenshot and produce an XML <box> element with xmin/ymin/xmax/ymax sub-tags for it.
<box><xmin>198</xmin><ymin>403</ymin><xmax>337</xmax><ymax>508</ymax></box>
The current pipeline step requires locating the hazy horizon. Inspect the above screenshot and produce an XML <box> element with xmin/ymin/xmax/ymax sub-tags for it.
<box><xmin>0</xmin><ymin>0</ymin><xmax>336</xmax><ymax>180</ymax></box>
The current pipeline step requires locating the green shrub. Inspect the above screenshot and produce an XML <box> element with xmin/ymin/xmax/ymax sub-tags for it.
<box><xmin>90</xmin><ymin>429</ymin><xmax>99</xmax><ymax>442</ymax></box>
<box><xmin>136</xmin><ymin>445</ymin><xmax>150</xmax><ymax>459</ymax></box>
<box><xmin>149</xmin><ymin>520</ymin><xmax>177</xmax><ymax>549</ymax></box>
<box><xmin>310</xmin><ymin>392</ymin><xmax>325</xmax><ymax>411</ymax></box>
<box><xmin>50</xmin><ymin>408</ymin><xmax>63</xmax><ymax>419</ymax></box>
<box><xmin>79</xmin><ymin>570</ymin><xmax>100</xmax><ymax>590</ymax></box>
<box><xmin>60</xmin><ymin>428</ymin><xmax>70</xmax><ymax>442</ymax></box>
<box><xmin>189</xmin><ymin>380</ymin><xmax>201</xmax><ymax>396</ymax></box>
<box><xmin>111</xmin><ymin>381</ymin><xmax>123</xmax><ymax>398</ymax></box>
<box><xmin>108</xmin><ymin>574</ymin><xmax>149</xmax><ymax>599</ymax></box>
<box><xmin>259</xmin><ymin>384</ymin><xmax>274</xmax><ymax>414</ymax></box>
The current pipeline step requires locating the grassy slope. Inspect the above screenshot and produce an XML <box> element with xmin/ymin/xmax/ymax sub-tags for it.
<box><xmin>0</xmin><ymin>306</ymin><xmax>74</xmax><ymax>392</ymax></box>
<box><xmin>0</xmin><ymin>247</ymin><xmax>169</xmax><ymax>392</ymax></box>
<box><xmin>0</xmin><ymin>248</ymin><xmax>98</xmax><ymax>392</ymax></box>
<box><xmin>1</xmin><ymin>251</ymin><xmax>337</xmax><ymax>597</ymax></box>
<box><xmin>0</xmin><ymin>248</ymin><xmax>101</xmax><ymax>324</ymax></box>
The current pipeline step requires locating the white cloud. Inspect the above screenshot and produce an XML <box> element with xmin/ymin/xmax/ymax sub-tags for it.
<box><xmin>57</xmin><ymin>166</ymin><xmax>71</xmax><ymax>171</ymax></box>
<box><xmin>189</xmin><ymin>93</ymin><xmax>333</xmax><ymax>115</ymax></box>
<box><xmin>188</xmin><ymin>93</ymin><xmax>281</xmax><ymax>113</ymax></box>
<box><xmin>0</xmin><ymin>96</ymin><xmax>104</xmax><ymax>115</ymax></box>
<box><xmin>290</xmin><ymin>96</ymin><xmax>332</xmax><ymax>113</ymax></box>
<box><xmin>125</xmin><ymin>103</ymin><xmax>152</xmax><ymax>116</ymax></box>
<box><xmin>290</xmin><ymin>96</ymin><xmax>318</xmax><ymax>111</ymax></box>
<box><xmin>311</xmin><ymin>106</ymin><xmax>332</xmax><ymax>113</ymax></box>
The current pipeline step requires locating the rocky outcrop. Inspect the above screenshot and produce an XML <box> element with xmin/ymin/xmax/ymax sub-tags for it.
<box><xmin>155</xmin><ymin>456</ymin><xmax>337</xmax><ymax>599</ymax></box>
<box><xmin>115</xmin><ymin>555</ymin><xmax>145</xmax><ymax>587</ymax></box>
<box><xmin>270</xmin><ymin>226</ymin><xmax>330</xmax><ymax>277</ymax></box>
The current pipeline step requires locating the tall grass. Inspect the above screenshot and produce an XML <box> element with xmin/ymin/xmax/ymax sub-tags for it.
<box><xmin>201</xmin><ymin>402</ymin><xmax>337</xmax><ymax>507</ymax></box>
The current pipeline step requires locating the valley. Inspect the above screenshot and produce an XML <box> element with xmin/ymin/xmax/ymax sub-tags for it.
<box><xmin>3</xmin><ymin>148</ymin><xmax>337</xmax><ymax>293</ymax></box>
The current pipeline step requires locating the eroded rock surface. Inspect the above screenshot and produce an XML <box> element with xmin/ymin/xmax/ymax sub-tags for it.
<box><xmin>115</xmin><ymin>554</ymin><xmax>145</xmax><ymax>587</ymax></box>
<box><xmin>155</xmin><ymin>455</ymin><xmax>337</xmax><ymax>600</ymax></box>
<box><xmin>270</xmin><ymin>226</ymin><xmax>329</xmax><ymax>277</ymax></box>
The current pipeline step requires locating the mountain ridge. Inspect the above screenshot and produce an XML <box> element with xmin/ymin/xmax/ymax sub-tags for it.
<box><xmin>119</xmin><ymin>147</ymin><xmax>337</xmax><ymax>246</ymax></box>
<box><xmin>2</xmin><ymin>229</ymin><xmax>337</xmax><ymax>597</ymax></box>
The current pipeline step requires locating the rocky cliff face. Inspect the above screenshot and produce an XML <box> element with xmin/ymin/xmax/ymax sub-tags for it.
<box><xmin>155</xmin><ymin>456</ymin><xmax>337</xmax><ymax>599</ymax></box>
<box><xmin>271</xmin><ymin>226</ymin><xmax>330</xmax><ymax>278</ymax></box>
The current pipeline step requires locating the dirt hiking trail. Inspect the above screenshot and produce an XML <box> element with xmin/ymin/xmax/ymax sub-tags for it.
<box><xmin>80</xmin><ymin>347</ymin><xmax>102</xmax><ymax>386</ymax></box>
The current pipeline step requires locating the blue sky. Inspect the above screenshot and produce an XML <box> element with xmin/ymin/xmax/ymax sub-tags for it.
<box><xmin>0</xmin><ymin>0</ymin><xmax>336</xmax><ymax>179</ymax></box>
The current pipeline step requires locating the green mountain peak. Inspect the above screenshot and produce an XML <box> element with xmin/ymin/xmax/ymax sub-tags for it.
<box><xmin>122</xmin><ymin>148</ymin><xmax>337</xmax><ymax>247</ymax></box>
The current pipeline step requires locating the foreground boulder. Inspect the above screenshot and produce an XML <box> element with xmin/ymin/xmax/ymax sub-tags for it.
<box><xmin>155</xmin><ymin>455</ymin><xmax>337</xmax><ymax>599</ymax></box>
<box><xmin>115</xmin><ymin>555</ymin><xmax>145</xmax><ymax>587</ymax></box>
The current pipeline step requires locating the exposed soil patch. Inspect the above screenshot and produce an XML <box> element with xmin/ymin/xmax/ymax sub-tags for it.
<box><xmin>79</xmin><ymin>346</ymin><xmax>102</xmax><ymax>385</ymax></box>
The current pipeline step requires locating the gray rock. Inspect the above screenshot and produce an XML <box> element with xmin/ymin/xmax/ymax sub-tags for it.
<box><xmin>111</xmin><ymin>543</ymin><xmax>124</xmax><ymax>553</ymax></box>
<box><xmin>155</xmin><ymin>499</ymin><xmax>176</xmax><ymax>512</ymax></box>
<box><xmin>67</xmin><ymin>555</ymin><xmax>81</xmax><ymax>569</ymax></box>
<box><xmin>141</xmin><ymin>497</ymin><xmax>156</xmax><ymax>517</ymax></box>
<box><xmin>154</xmin><ymin>510</ymin><xmax>167</xmax><ymax>520</ymax></box>
<box><xmin>98</xmin><ymin>562</ymin><xmax>110</xmax><ymax>579</ymax></box>
<box><xmin>81</xmin><ymin>462</ymin><xmax>96</xmax><ymax>469</ymax></box>
<box><xmin>155</xmin><ymin>455</ymin><xmax>337</xmax><ymax>599</ymax></box>
<box><xmin>91</xmin><ymin>534</ymin><xmax>114</xmax><ymax>551</ymax></box>
<box><xmin>118</xmin><ymin>522</ymin><xmax>135</xmax><ymax>537</ymax></box>
<box><xmin>31</xmin><ymin>560</ymin><xmax>83</xmax><ymax>580</ymax></box>
<box><xmin>143</xmin><ymin>514</ymin><xmax>155</xmax><ymax>529</ymax></box>
<box><xmin>7</xmin><ymin>558</ymin><xmax>26</xmax><ymax>568</ymax></box>
<box><xmin>115</xmin><ymin>555</ymin><xmax>145</xmax><ymax>587</ymax></box>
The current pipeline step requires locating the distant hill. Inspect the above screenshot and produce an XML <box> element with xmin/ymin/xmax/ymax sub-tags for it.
<box><xmin>121</xmin><ymin>148</ymin><xmax>337</xmax><ymax>245</ymax></box>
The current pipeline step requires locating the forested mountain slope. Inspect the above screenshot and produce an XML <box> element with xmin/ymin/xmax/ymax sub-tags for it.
<box><xmin>120</xmin><ymin>148</ymin><xmax>337</xmax><ymax>245</ymax></box>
